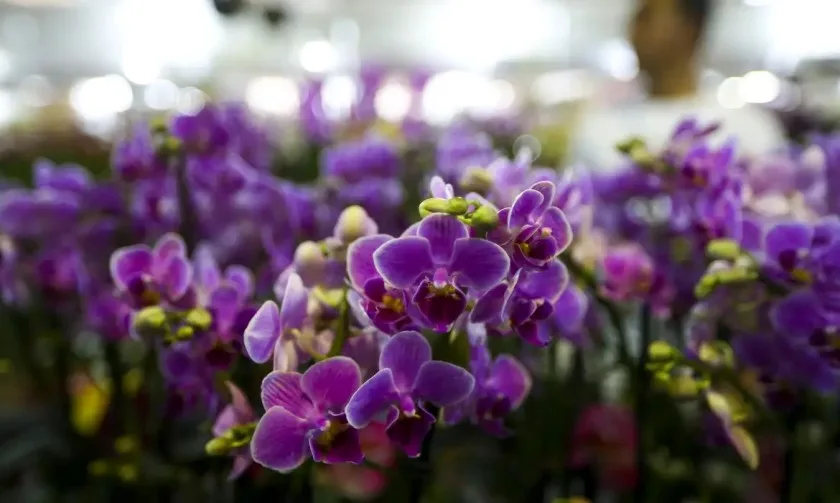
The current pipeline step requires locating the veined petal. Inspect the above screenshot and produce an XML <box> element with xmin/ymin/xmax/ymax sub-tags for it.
<box><xmin>379</xmin><ymin>331</ymin><xmax>432</xmax><ymax>391</ymax></box>
<box><xmin>515</xmin><ymin>260</ymin><xmax>569</xmax><ymax>302</ymax></box>
<box><xmin>770</xmin><ymin>290</ymin><xmax>826</xmax><ymax>338</ymax></box>
<box><xmin>765</xmin><ymin>221</ymin><xmax>812</xmax><ymax>262</ymax></box>
<box><xmin>347</xmin><ymin>235</ymin><xmax>393</xmax><ymax>289</ymax></box>
<box><xmin>212</xmin><ymin>405</ymin><xmax>238</xmax><ymax>438</ymax></box>
<box><xmin>529</xmin><ymin>181</ymin><xmax>556</xmax><ymax>216</ymax></box>
<box><xmin>153</xmin><ymin>233</ymin><xmax>187</xmax><ymax>264</ymax></box>
<box><xmin>260</xmin><ymin>371</ymin><xmax>315</xmax><ymax>418</ymax></box>
<box><xmin>302</xmin><ymin>357</ymin><xmax>362</xmax><ymax>413</ymax></box>
<box><xmin>279</xmin><ymin>273</ymin><xmax>308</xmax><ymax>333</ymax></box>
<box><xmin>540</xmin><ymin>207</ymin><xmax>573</xmax><ymax>253</ymax></box>
<box><xmin>226</xmin><ymin>381</ymin><xmax>253</xmax><ymax>422</ymax></box>
<box><xmin>345</xmin><ymin>369</ymin><xmax>401</xmax><ymax>429</ymax></box>
<box><xmin>470</xmin><ymin>283</ymin><xmax>508</xmax><ymax>324</ymax></box>
<box><xmin>417</xmin><ymin>214</ymin><xmax>469</xmax><ymax>265</ymax></box>
<box><xmin>193</xmin><ymin>244</ymin><xmax>221</xmax><ymax>293</ymax></box>
<box><xmin>225</xmin><ymin>265</ymin><xmax>254</xmax><ymax>299</ymax></box>
<box><xmin>244</xmin><ymin>300</ymin><xmax>282</xmax><ymax>363</ymax></box>
<box><xmin>109</xmin><ymin>245</ymin><xmax>153</xmax><ymax>289</ymax></box>
<box><xmin>488</xmin><ymin>355</ymin><xmax>531</xmax><ymax>409</ymax></box>
<box><xmin>508</xmin><ymin>189</ymin><xmax>544</xmax><ymax>229</ymax></box>
<box><xmin>373</xmin><ymin>237</ymin><xmax>435</xmax><ymax>289</ymax></box>
<box><xmin>159</xmin><ymin>255</ymin><xmax>193</xmax><ymax>300</ymax></box>
<box><xmin>449</xmin><ymin>239</ymin><xmax>510</xmax><ymax>292</ymax></box>
<box><xmin>251</xmin><ymin>407</ymin><xmax>310</xmax><ymax>473</ymax></box>
<box><xmin>413</xmin><ymin>360</ymin><xmax>475</xmax><ymax>407</ymax></box>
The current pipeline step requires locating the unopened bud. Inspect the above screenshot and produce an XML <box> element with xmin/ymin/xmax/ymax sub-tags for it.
<box><xmin>459</xmin><ymin>167</ymin><xmax>493</xmax><ymax>194</ymax></box>
<box><xmin>156</xmin><ymin>136</ymin><xmax>181</xmax><ymax>157</ymax></box>
<box><xmin>149</xmin><ymin>117</ymin><xmax>169</xmax><ymax>135</ymax></box>
<box><xmin>205</xmin><ymin>436</ymin><xmax>232</xmax><ymax>456</ymax></box>
<box><xmin>706</xmin><ymin>239</ymin><xmax>742</xmax><ymax>261</ymax></box>
<box><xmin>616</xmin><ymin>137</ymin><xmax>646</xmax><ymax>155</ymax></box>
<box><xmin>173</xmin><ymin>325</ymin><xmax>194</xmax><ymax>342</ymax></box>
<box><xmin>467</xmin><ymin>204</ymin><xmax>499</xmax><ymax>232</ymax></box>
<box><xmin>293</xmin><ymin>241</ymin><xmax>327</xmax><ymax>286</ymax></box>
<box><xmin>445</xmin><ymin>197</ymin><xmax>470</xmax><ymax>215</ymax></box>
<box><xmin>132</xmin><ymin>306</ymin><xmax>168</xmax><ymax>339</ymax></box>
<box><xmin>334</xmin><ymin>206</ymin><xmax>377</xmax><ymax>244</ymax></box>
<box><xmin>419</xmin><ymin>198</ymin><xmax>449</xmax><ymax>217</ymax></box>
<box><xmin>185</xmin><ymin>308</ymin><xmax>213</xmax><ymax>332</ymax></box>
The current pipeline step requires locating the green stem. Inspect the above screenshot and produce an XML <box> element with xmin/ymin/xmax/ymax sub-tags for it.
<box><xmin>561</xmin><ymin>254</ymin><xmax>631</xmax><ymax>365</ymax></box>
<box><xmin>633</xmin><ymin>306</ymin><xmax>652</xmax><ymax>503</ymax></box>
<box><xmin>326</xmin><ymin>288</ymin><xmax>351</xmax><ymax>358</ymax></box>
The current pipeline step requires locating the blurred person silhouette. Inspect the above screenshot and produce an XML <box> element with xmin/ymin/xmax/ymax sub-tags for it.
<box><xmin>570</xmin><ymin>0</ymin><xmax>785</xmax><ymax>171</ymax></box>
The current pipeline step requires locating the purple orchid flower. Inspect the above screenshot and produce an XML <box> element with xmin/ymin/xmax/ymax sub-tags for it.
<box><xmin>251</xmin><ymin>357</ymin><xmax>364</xmax><ymax>472</ymax></box>
<box><xmin>371</xmin><ymin>214</ymin><xmax>510</xmax><ymax>332</ymax></box>
<box><xmin>347</xmin><ymin>234</ymin><xmax>418</xmax><ymax>334</ymax></box>
<box><xmin>490</xmin><ymin>181</ymin><xmax>573</xmax><ymax>271</ymax></box>
<box><xmin>470</xmin><ymin>259</ymin><xmax>569</xmax><ymax>346</ymax></box>
<box><xmin>109</xmin><ymin>233</ymin><xmax>193</xmax><ymax>308</ymax></box>
<box><xmin>211</xmin><ymin>382</ymin><xmax>256</xmax><ymax>480</ymax></box>
<box><xmin>344</xmin><ymin>331</ymin><xmax>475</xmax><ymax>457</ymax></box>
<box><xmin>193</xmin><ymin>244</ymin><xmax>255</xmax><ymax>344</ymax></box>
<box><xmin>442</xmin><ymin>342</ymin><xmax>531</xmax><ymax>437</ymax></box>
<box><xmin>762</xmin><ymin>218</ymin><xmax>840</xmax><ymax>284</ymax></box>
<box><xmin>243</xmin><ymin>272</ymin><xmax>308</xmax><ymax>368</ymax></box>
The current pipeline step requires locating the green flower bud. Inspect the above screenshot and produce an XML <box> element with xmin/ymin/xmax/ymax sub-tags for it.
<box><xmin>150</xmin><ymin>117</ymin><xmax>169</xmax><ymax>134</ymax></box>
<box><xmin>694</xmin><ymin>275</ymin><xmax>719</xmax><ymax>299</ymax></box>
<box><xmin>173</xmin><ymin>325</ymin><xmax>194</xmax><ymax>342</ymax></box>
<box><xmin>459</xmin><ymin>167</ymin><xmax>493</xmax><ymax>194</ymax></box>
<box><xmin>616</xmin><ymin>137</ymin><xmax>646</xmax><ymax>155</ymax></box>
<box><xmin>419</xmin><ymin>198</ymin><xmax>450</xmax><ymax>217</ymax></box>
<box><xmin>706</xmin><ymin>239</ymin><xmax>742</xmax><ymax>261</ymax></box>
<box><xmin>132</xmin><ymin>306</ymin><xmax>168</xmax><ymax>338</ymax></box>
<box><xmin>445</xmin><ymin>197</ymin><xmax>470</xmax><ymax>215</ymax></box>
<box><xmin>334</xmin><ymin>205</ymin><xmax>375</xmax><ymax>244</ymax></box>
<box><xmin>185</xmin><ymin>308</ymin><xmax>213</xmax><ymax>332</ymax></box>
<box><xmin>205</xmin><ymin>436</ymin><xmax>232</xmax><ymax>456</ymax></box>
<box><xmin>468</xmin><ymin>204</ymin><xmax>499</xmax><ymax>232</ymax></box>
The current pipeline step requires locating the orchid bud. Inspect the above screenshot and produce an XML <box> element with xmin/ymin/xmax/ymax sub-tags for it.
<box><xmin>205</xmin><ymin>437</ymin><xmax>232</xmax><ymax>456</ymax></box>
<box><xmin>445</xmin><ymin>197</ymin><xmax>470</xmax><ymax>215</ymax></box>
<box><xmin>185</xmin><ymin>307</ymin><xmax>213</xmax><ymax>332</ymax></box>
<box><xmin>706</xmin><ymin>239</ymin><xmax>742</xmax><ymax>261</ymax></box>
<box><xmin>293</xmin><ymin>241</ymin><xmax>327</xmax><ymax>285</ymax></box>
<box><xmin>419</xmin><ymin>198</ymin><xmax>449</xmax><ymax>217</ymax></box>
<box><xmin>468</xmin><ymin>204</ymin><xmax>500</xmax><ymax>232</ymax></box>
<box><xmin>132</xmin><ymin>306</ymin><xmax>167</xmax><ymax>339</ymax></box>
<box><xmin>334</xmin><ymin>205</ymin><xmax>377</xmax><ymax>244</ymax></box>
<box><xmin>459</xmin><ymin>167</ymin><xmax>493</xmax><ymax>194</ymax></box>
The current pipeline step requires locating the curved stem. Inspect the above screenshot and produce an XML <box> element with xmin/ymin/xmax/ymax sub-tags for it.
<box><xmin>326</xmin><ymin>288</ymin><xmax>351</xmax><ymax>358</ymax></box>
<box><xmin>633</xmin><ymin>305</ymin><xmax>652</xmax><ymax>503</ymax></box>
<box><xmin>561</xmin><ymin>254</ymin><xmax>631</xmax><ymax>365</ymax></box>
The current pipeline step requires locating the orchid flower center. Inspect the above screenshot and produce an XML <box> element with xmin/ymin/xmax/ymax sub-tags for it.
<box><xmin>540</xmin><ymin>227</ymin><xmax>552</xmax><ymax>237</ymax></box>
<box><xmin>315</xmin><ymin>419</ymin><xmax>349</xmax><ymax>448</ymax></box>
<box><xmin>381</xmin><ymin>294</ymin><xmax>405</xmax><ymax>314</ymax></box>
<box><xmin>427</xmin><ymin>282</ymin><xmax>459</xmax><ymax>299</ymax></box>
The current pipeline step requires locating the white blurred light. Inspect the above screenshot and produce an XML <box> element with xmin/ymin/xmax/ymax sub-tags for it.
<box><xmin>739</xmin><ymin>70</ymin><xmax>781</xmax><ymax>104</ymax></box>
<box><xmin>374</xmin><ymin>80</ymin><xmax>412</xmax><ymax>122</ymax></box>
<box><xmin>597</xmin><ymin>39</ymin><xmax>639</xmax><ymax>82</ymax></box>
<box><xmin>69</xmin><ymin>75</ymin><xmax>133</xmax><ymax>120</ymax></box>
<box><xmin>531</xmin><ymin>71</ymin><xmax>593</xmax><ymax>105</ymax></box>
<box><xmin>117</xmin><ymin>0</ymin><xmax>222</xmax><ymax>80</ymax></box>
<box><xmin>469</xmin><ymin>79</ymin><xmax>516</xmax><ymax>117</ymax></box>
<box><xmin>321</xmin><ymin>75</ymin><xmax>357</xmax><ymax>121</ymax></box>
<box><xmin>246</xmin><ymin>76</ymin><xmax>300</xmax><ymax>116</ymax></box>
<box><xmin>143</xmin><ymin>79</ymin><xmax>179</xmax><ymax>110</ymax></box>
<box><xmin>177</xmin><ymin>87</ymin><xmax>207</xmax><ymax>115</ymax></box>
<box><xmin>0</xmin><ymin>50</ymin><xmax>11</xmax><ymax>82</ymax></box>
<box><xmin>299</xmin><ymin>40</ymin><xmax>338</xmax><ymax>74</ymax></box>
<box><xmin>717</xmin><ymin>77</ymin><xmax>745</xmax><ymax>109</ymax></box>
<box><xmin>1</xmin><ymin>13</ymin><xmax>39</xmax><ymax>47</ymax></box>
<box><xmin>0</xmin><ymin>88</ymin><xmax>16</xmax><ymax>127</ymax></box>
<box><xmin>744</xmin><ymin>0</ymin><xmax>772</xmax><ymax>6</ymax></box>
<box><xmin>121</xmin><ymin>48</ymin><xmax>161</xmax><ymax>85</ymax></box>
<box><xmin>422</xmin><ymin>71</ymin><xmax>489</xmax><ymax>125</ymax></box>
<box><xmin>18</xmin><ymin>75</ymin><xmax>53</xmax><ymax>107</ymax></box>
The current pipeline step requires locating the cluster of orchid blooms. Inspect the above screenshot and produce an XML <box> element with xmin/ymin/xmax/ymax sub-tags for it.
<box><xmin>4</xmin><ymin>99</ymin><xmax>840</xmax><ymax>495</ymax></box>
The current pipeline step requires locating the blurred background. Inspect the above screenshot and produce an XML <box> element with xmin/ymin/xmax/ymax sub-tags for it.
<box><xmin>0</xmin><ymin>0</ymin><xmax>839</xmax><ymax>148</ymax></box>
